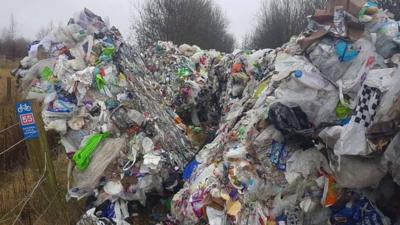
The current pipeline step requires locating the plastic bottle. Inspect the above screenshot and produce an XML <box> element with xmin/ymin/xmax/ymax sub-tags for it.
<box><xmin>292</xmin><ymin>70</ymin><xmax>331</xmax><ymax>90</ymax></box>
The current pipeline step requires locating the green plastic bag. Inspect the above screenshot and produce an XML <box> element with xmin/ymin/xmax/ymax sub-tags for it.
<box><xmin>96</xmin><ymin>74</ymin><xmax>106</xmax><ymax>90</ymax></box>
<box><xmin>192</xmin><ymin>126</ymin><xmax>203</xmax><ymax>134</ymax></box>
<box><xmin>336</xmin><ymin>101</ymin><xmax>352</xmax><ymax>119</ymax></box>
<box><xmin>102</xmin><ymin>46</ymin><xmax>115</xmax><ymax>57</ymax></box>
<box><xmin>177</xmin><ymin>67</ymin><xmax>191</xmax><ymax>78</ymax></box>
<box><xmin>254</xmin><ymin>80</ymin><xmax>269</xmax><ymax>98</ymax></box>
<box><xmin>73</xmin><ymin>132</ymin><xmax>110</xmax><ymax>171</ymax></box>
<box><xmin>238</xmin><ymin>127</ymin><xmax>246</xmax><ymax>140</ymax></box>
<box><xmin>41</xmin><ymin>66</ymin><xmax>53</xmax><ymax>81</ymax></box>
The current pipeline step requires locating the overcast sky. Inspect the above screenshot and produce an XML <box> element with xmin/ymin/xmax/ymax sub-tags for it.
<box><xmin>0</xmin><ymin>0</ymin><xmax>260</xmax><ymax>44</ymax></box>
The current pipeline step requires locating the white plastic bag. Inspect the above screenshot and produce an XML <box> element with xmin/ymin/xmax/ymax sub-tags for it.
<box><xmin>206</xmin><ymin>207</ymin><xmax>225</xmax><ymax>225</ymax></box>
<box><xmin>334</xmin><ymin>85</ymin><xmax>382</xmax><ymax>156</ymax></box>
<box><xmin>318</xmin><ymin>126</ymin><xmax>343</xmax><ymax>149</ymax></box>
<box><xmin>285</xmin><ymin>148</ymin><xmax>331</xmax><ymax>180</ymax></box>
<box><xmin>273</xmin><ymin>63</ymin><xmax>339</xmax><ymax>126</ymax></box>
<box><xmin>330</xmin><ymin>155</ymin><xmax>387</xmax><ymax>188</ymax></box>
<box><xmin>337</xmin><ymin>38</ymin><xmax>378</xmax><ymax>97</ymax></box>
<box><xmin>309</xmin><ymin>37</ymin><xmax>352</xmax><ymax>82</ymax></box>
<box><xmin>46</xmin><ymin>119</ymin><xmax>67</xmax><ymax>134</ymax></box>
<box><xmin>384</xmin><ymin>133</ymin><xmax>400</xmax><ymax>185</ymax></box>
<box><xmin>72</xmin><ymin>138</ymin><xmax>126</xmax><ymax>191</ymax></box>
<box><xmin>374</xmin><ymin>68</ymin><xmax>400</xmax><ymax>123</ymax></box>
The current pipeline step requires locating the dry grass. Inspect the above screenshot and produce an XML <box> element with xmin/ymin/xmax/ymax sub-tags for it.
<box><xmin>0</xmin><ymin>61</ymin><xmax>85</xmax><ymax>224</ymax></box>
<box><xmin>0</xmin><ymin>61</ymin><xmax>18</xmax><ymax>100</ymax></box>
<box><xmin>0</xmin><ymin>154</ymin><xmax>85</xmax><ymax>225</ymax></box>
<box><xmin>0</xmin><ymin>61</ymin><xmax>150</xmax><ymax>224</ymax></box>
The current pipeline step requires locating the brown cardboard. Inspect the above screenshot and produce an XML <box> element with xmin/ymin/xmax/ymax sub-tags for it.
<box><xmin>328</xmin><ymin>0</ymin><xmax>366</xmax><ymax>17</ymax></box>
<box><xmin>348</xmin><ymin>26</ymin><xmax>364</xmax><ymax>40</ymax></box>
<box><xmin>312</xmin><ymin>10</ymin><xmax>333</xmax><ymax>23</ymax></box>
<box><xmin>203</xmin><ymin>194</ymin><xmax>226</xmax><ymax>211</ymax></box>
<box><xmin>297</xmin><ymin>30</ymin><xmax>329</xmax><ymax>50</ymax></box>
<box><xmin>307</xmin><ymin>6</ymin><xmax>365</xmax><ymax>43</ymax></box>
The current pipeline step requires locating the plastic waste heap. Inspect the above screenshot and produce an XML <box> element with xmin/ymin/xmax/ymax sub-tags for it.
<box><xmin>12</xmin><ymin>0</ymin><xmax>400</xmax><ymax>224</ymax></box>
<box><xmin>13</xmin><ymin>8</ymin><xmax>196</xmax><ymax>225</ymax></box>
<box><xmin>169</xmin><ymin>1</ymin><xmax>400</xmax><ymax>225</ymax></box>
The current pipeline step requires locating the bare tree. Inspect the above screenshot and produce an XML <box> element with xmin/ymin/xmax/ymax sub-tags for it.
<box><xmin>247</xmin><ymin>0</ymin><xmax>327</xmax><ymax>49</ymax></box>
<box><xmin>0</xmin><ymin>14</ymin><xmax>29</xmax><ymax>60</ymax></box>
<box><xmin>133</xmin><ymin>0</ymin><xmax>235</xmax><ymax>52</ymax></box>
<box><xmin>9</xmin><ymin>14</ymin><xmax>17</xmax><ymax>40</ymax></box>
<box><xmin>241</xmin><ymin>33</ymin><xmax>253</xmax><ymax>50</ymax></box>
<box><xmin>6</xmin><ymin>14</ymin><xmax>18</xmax><ymax>59</ymax></box>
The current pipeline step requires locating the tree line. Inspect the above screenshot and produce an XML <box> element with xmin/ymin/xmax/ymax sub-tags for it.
<box><xmin>0</xmin><ymin>15</ymin><xmax>29</xmax><ymax>61</ymax></box>
<box><xmin>245</xmin><ymin>0</ymin><xmax>400</xmax><ymax>50</ymax></box>
<box><xmin>133</xmin><ymin>0</ymin><xmax>235</xmax><ymax>52</ymax></box>
<box><xmin>134</xmin><ymin>0</ymin><xmax>400</xmax><ymax>51</ymax></box>
<box><xmin>2</xmin><ymin>0</ymin><xmax>400</xmax><ymax>61</ymax></box>
<box><xmin>0</xmin><ymin>15</ymin><xmax>54</xmax><ymax>61</ymax></box>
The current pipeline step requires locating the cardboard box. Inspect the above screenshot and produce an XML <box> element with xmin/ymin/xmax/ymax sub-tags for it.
<box><xmin>297</xmin><ymin>30</ymin><xmax>329</xmax><ymax>50</ymax></box>
<box><xmin>328</xmin><ymin>0</ymin><xmax>366</xmax><ymax>17</ymax></box>
<box><xmin>312</xmin><ymin>10</ymin><xmax>333</xmax><ymax>23</ymax></box>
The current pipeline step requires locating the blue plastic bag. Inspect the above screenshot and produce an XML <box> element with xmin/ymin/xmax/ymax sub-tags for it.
<box><xmin>336</xmin><ymin>40</ymin><xmax>359</xmax><ymax>62</ymax></box>
<box><xmin>267</xmin><ymin>140</ymin><xmax>287</xmax><ymax>171</ymax></box>
<box><xmin>182</xmin><ymin>159</ymin><xmax>199</xmax><ymax>181</ymax></box>
<box><xmin>330</xmin><ymin>194</ymin><xmax>385</xmax><ymax>225</ymax></box>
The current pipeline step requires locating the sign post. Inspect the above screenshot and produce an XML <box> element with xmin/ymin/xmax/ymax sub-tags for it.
<box><xmin>16</xmin><ymin>100</ymin><xmax>72</xmax><ymax>224</ymax></box>
<box><xmin>16</xmin><ymin>101</ymin><xmax>39</xmax><ymax>140</ymax></box>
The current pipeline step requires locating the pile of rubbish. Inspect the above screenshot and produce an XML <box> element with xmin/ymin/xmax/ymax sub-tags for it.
<box><xmin>12</xmin><ymin>0</ymin><xmax>400</xmax><ymax>224</ymax></box>
<box><xmin>141</xmin><ymin>41</ymin><xmax>226</xmax><ymax>146</ymax></box>
<box><xmin>141</xmin><ymin>41</ymin><xmax>275</xmax><ymax>147</ymax></box>
<box><xmin>170</xmin><ymin>0</ymin><xmax>400</xmax><ymax>225</ymax></box>
<box><xmin>13</xmin><ymin>8</ymin><xmax>197</xmax><ymax>225</ymax></box>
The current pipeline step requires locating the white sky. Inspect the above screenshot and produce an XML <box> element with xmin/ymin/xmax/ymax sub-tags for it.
<box><xmin>0</xmin><ymin>0</ymin><xmax>261</xmax><ymax>44</ymax></box>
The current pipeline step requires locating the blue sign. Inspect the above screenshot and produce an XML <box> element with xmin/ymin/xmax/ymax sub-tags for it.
<box><xmin>16</xmin><ymin>101</ymin><xmax>39</xmax><ymax>140</ymax></box>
